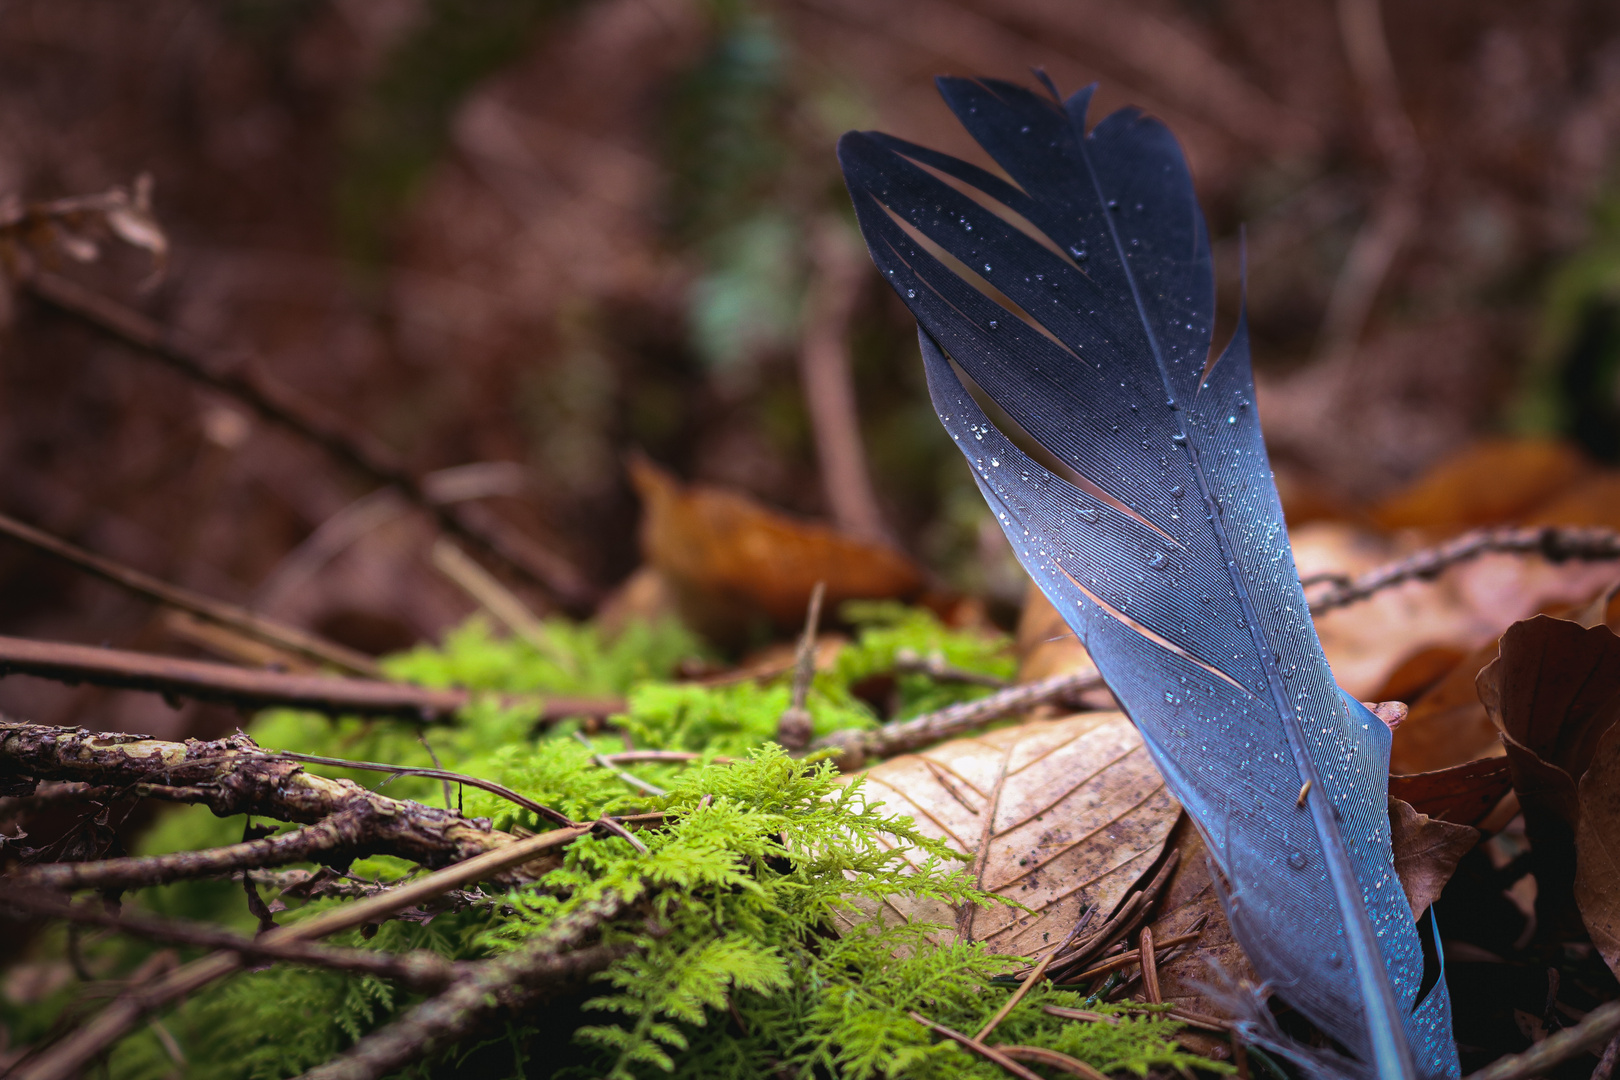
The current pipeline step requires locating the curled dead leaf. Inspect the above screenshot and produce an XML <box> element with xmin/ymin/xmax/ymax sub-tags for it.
<box><xmin>1389</xmin><ymin>757</ymin><xmax>1513</xmax><ymax>827</ymax></box>
<box><xmin>1575</xmin><ymin>723</ymin><xmax>1620</xmax><ymax>977</ymax></box>
<box><xmin>840</xmin><ymin>711</ymin><xmax>1180</xmax><ymax>956</ymax></box>
<box><xmin>1479</xmin><ymin>613</ymin><xmax>1620</xmax><ymax>942</ymax></box>
<box><xmin>628</xmin><ymin>454</ymin><xmax>926</xmax><ymax>642</ymax></box>
<box><xmin>1388</xmin><ymin>797</ymin><xmax>1479</xmax><ymax>921</ymax></box>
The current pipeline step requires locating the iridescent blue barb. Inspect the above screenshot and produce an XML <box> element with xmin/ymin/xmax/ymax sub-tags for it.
<box><xmin>837</xmin><ymin>76</ymin><xmax>1458</xmax><ymax>1079</ymax></box>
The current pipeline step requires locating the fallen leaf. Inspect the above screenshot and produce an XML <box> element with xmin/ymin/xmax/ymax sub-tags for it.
<box><xmin>1144</xmin><ymin>815</ymin><xmax>1254</xmax><ymax>1020</ymax></box>
<box><xmin>628</xmin><ymin>454</ymin><xmax>926</xmax><ymax>641</ymax></box>
<box><xmin>1392</xmin><ymin>639</ymin><xmax>1502</xmax><ymax>774</ymax></box>
<box><xmin>1479</xmin><ymin>614</ymin><xmax>1620</xmax><ymax>940</ymax></box>
<box><xmin>1388</xmin><ymin>798</ymin><xmax>1479</xmax><ymax>920</ymax></box>
<box><xmin>842</xmin><ymin>711</ymin><xmax>1180</xmax><ymax>956</ymax></box>
<box><xmin>1369</xmin><ymin>438</ymin><xmax>1590</xmax><ymax>532</ymax></box>
<box><xmin>1527</xmin><ymin>471</ymin><xmax>1620</xmax><ymax>530</ymax></box>
<box><xmin>1296</xmin><ymin>521</ymin><xmax>1618</xmax><ymax>712</ymax></box>
<box><xmin>1575</xmin><ymin>722</ymin><xmax>1620</xmax><ymax>977</ymax></box>
<box><xmin>1147</xmin><ymin>799</ymin><xmax>1471</xmax><ymax>1020</ymax></box>
<box><xmin>1389</xmin><ymin>757</ymin><xmax>1513</xmax><ymax>827</ymax></box>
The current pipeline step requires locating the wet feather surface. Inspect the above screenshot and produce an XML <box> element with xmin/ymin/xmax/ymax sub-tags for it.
<box><xmin>837</xmin><ymin>76</ymin><xmax>1460</xmax><ymax>1079</ymax></box>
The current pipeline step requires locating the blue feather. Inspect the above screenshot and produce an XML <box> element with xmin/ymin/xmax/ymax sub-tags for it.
<box><xmin>837</xmin><ymin>76</ymin><xmax>1459</xmax><ymax>1079</ymax></box>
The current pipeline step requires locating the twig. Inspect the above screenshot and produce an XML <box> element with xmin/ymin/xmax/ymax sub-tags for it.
<box><xmin>799</xmin><ymin>219</ymin><xmax>889</xmax><ymax>544</ymax></box>
<box><xmin>22</xmin><ymin>270</ymin><xmax>595</xmax><ymax>612</ymax></box>
<box><xmin>0</xmin><ymin>510</ymin><xmax>378</xmax><ymax>677</ymax></box>
<box><xmin>573</xmin><ymin>731</ymin><xmax>668</xmax><ymax>799</ymax></box>
<box><xmin>270</xmin><ymin>750</ymin><xmax>575</xmax><ymax>828</ymax></box>
<box><xmin>0</xmin><ymin>889</ymin><xmax>466</xmax><ymax>991</ymax></box>
<box><xmin>10</xmin><ymin>824</ymin><xmax>595</xmax><ymax>1080</ymax></box>
<box><xmin>777</xmin><ymin>581</ymin><xmax>826</xmax><ymax>750</ymax></box>
<box><xmin>1464</xmin><ymin>1001</ymin><xmax>1620</xmax><ymax>1080</ymax></box>
<box><xmin>894</xmin><ymin>647</ymin><xmax>1008</xmax><ymax>688</ymax></box>
<box><xmin>813</xmin><ymin>666</ymin><xmax>1104</xmax><ymax>769</ymax></box>
<box><xmin>1051</xmin><ymin>929</ymin><xmax>1203</xmax><ymax>986</ymax></box>
<box><xmin>298</xmin><ymin>889</ymin><xmax>640</xmax><ymax>1080</ymax></box>
<box><xmin>1592</xmin><ymin>1032</ymin><xmax>1620</xmax><ymax>1080</ymax></box>
<box><xmin>908</xmin><ymin>1012</ymin><xmax>1045</xmax><ymax>1080</ymax></box>
<box><xmin>11</xmin><ymin>808</ymin><xmax>372</xmax><ymax>892</ymax></box>
<box><xmin>976</xmin><ymin>944</ymin><xmax>1059</xmax><ymax>1041</ymax></box>
<box><xmin>596</xmin><ymin>750</ymin><xmax>733</xmax><ymax>766</ymax></box>
<box><xmin>995</xmin><ymin>1045</ymin><xmax>1109</xmax><ymax>1080</ymax></box>
<box><xmin>429</xmin><ymin>540</ymin><xmax>571</xmax><ymax>667</ymax></box>
<box><xmin>1044</xmin><ymin>851</ymin><xmax>1182</xmax><ymax>982</ymax></box>
<box><xmin>1307</xmin><ymin>526</ymin><xmax>1620</xmax><ymax>614</ymax></box>
<box><xmin>1040</xmin><ymin>1005</ymin><xmax>1118</xmax><ymax>1025</ymax></box>
<box><xmin>1139</xmin><ymin>926</ymin><xmax>1162</xmax><ymax>1004</ymax></box>
<box><xmin>0</xmin><ymin>719</ymin><xmax>564</xmax><ymax>880</ymax></box>
<box><xmin>0</xmin><ymin>633</ymin><xmax>621</xmax><ymax>722</ymax></box>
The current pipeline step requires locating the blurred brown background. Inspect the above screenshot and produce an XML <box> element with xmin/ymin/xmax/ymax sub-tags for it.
<box><xmin>3</xmin><ymin>0</ymin><xmax>1620</xmax><ymax>738</ymax></box>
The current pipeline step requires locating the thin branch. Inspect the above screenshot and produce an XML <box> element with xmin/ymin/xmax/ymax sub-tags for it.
<box><xmin>430</xmin><ymin>539</ymin><xmax>573</xmax><ymax>668</ymax></box>
<box><xmin>270</xmin><ymin>750</ymin><xmax>575</xmax><ymax>828</ymax></box>
<box><xmin>893</xmin><ymin>647</ymin><xmax>1008</xmax><ymax>688</ymax></box>
<box><xmin>0</xmin><ymin>889</ymin><xmax>466</xmax><ymax>991</ymax></box>
<box><xmin>799</xmin><ymin>219</ymin><xmax>890</xmax><ymax>544</ymax></box>
<box><xmin>573</xmin><ymin>731</ymin><xmax>667</xmax><ymax>799</ymax></box>
<box><xmin>11</xmin><ymin>808</ymin><xmax>372</xmax><ymax>892</ymax></box>
<box><xmin>0</xmin><ymin>633</ymin><xmax>622</xmax><ymax>722</ymax></box>
<box><xmin>9</xmin><ymin>824</ymin><xmax>594</xmax><ymax>1080</ymax></box>
<box><xmin>813</xmin><ymin>666</ymin><xmax>1104</xmax><ymax>769</ymax></box>
<box><xmin>976</xmin><ymin>943</ymin><xmax>1059</xmax><ymax>1042</ymax></box>
<box><xmin>908</xmin><ymin>1012</ymin><xmax>1045</xmax><ymax>1080</ymax></box>
<box><xmin>1465</xmin><ymin>1001</ymin><xmax>1620</xmax><ymax>1080</ymax></box>
<box><xmin>0</xmin><ymin>719</ymin><xmax>564</xmax><ymax>878</ymax></box>
<box><xmin>777</xmin><ymin>581</ymin><xmax>826</xmax><ymax>750</ymax></box>
<box><xmin>298</xmin><ymin>889</ymin><xmax>640</xmax><ymax>1080</ymax></box>
<box><xmin>22</xmin><ymin>270</ymin><xmax>595</xmax><ymax>612</ymax></box>
<box><xmin>1307</xmin><ymin>526</ymin><xmax>1620</xmax><ymax>614</ymax></box>
<box><xmin>1138</xmin><ymin>926</ymin><xmax>1162</xmax><ymax>1004</ymax></box>
<box><xmin>0</xmin><ymin>509</ymin><xmax>378</xmax><ymax>676</ymax></box>
<box><xmin>995</xmin><ymin>1045</ymin><xmax>1109</xmax><ymax>1080</ymax></box>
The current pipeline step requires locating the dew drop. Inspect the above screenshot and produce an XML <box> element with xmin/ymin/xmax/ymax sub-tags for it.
<box><xmin>1170</xmin><ymin>486</ymin><xmax>1184</xmax><ymax>498</ymax></box>
<box><xmin>1171</xmin><ymin>432</ymin><xmax>1187</xmax><ymax>445</ymax></box>
<box><xmin>1148</xmin><ymin>553</ymin><xmax>1167</xmax><ymax>570</ymax></box>
<box><xmin>1287</xmin><ymin>852</ymin><xmax>1308</xmax><ymax>871</ymax></box>
<box><xmin>988</xmin><ymin>319</ymin><xmax>999</xmax><ymax>330</ymax></box>
<box><xmin>1227</xmin><ymin>415</ymin><xmax>1237</xmax><ymax>425</ymax></box>
<box><xmin>984</xmin><ymin>264</ymin><xmax>992</xmax><ymax>272</ymax></box>
<box><xmin>906</xmin><ymin>289</ymin><xmax>916</xmax><ymax>299</ymax></box>
<box><xmin>1078</xmin><ymin>507</ymin><xmax>1100</xmax><ymax>523</ymax></box>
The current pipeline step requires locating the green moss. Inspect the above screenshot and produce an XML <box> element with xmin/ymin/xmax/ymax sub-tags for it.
<box><xmin>7</xmin><ymin>609</ymin><xmax>1217</xmax><ymax>1078</ymax></box>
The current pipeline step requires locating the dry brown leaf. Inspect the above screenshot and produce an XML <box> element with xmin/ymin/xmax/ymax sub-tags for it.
<box><xmin>1576</xmin><ymin>722</ymin><xmax>1620</xmax><ymax>977</ymax></box>
<box><xmin>1296</xmin><ymin>521</ymin><xmax>1618</xmax><ymax>710</ymax></box>
<box><xmin>1146</xmin><ymin>798</ymin><xmax>1468</xmax><ymax>1022</ymax></box>
<box><xmin>1479</xmin><ymin>614</ymin><xmax>1620</xmax><ymax>940</ymax></box>
<box><xmin>1014</xmin><ymin>585</ymin><xmax>1114</xmax><ymax>712</ymax></box>
<box><xmin>1388</xmin><ymin>757</ymin><xmax>1513</xmax><ymax>827</ymax></box>
<box><xmin>1369</xmin><ymin>438</ymin><xmax>1589</xmax><ymax>532</ymax></box>
<box><xmin>842</xmin><ymin>711</ymin><xmax>1179</xmax><ymax>956</ymax></box>
<box><xmin>628</xmin><ymin>454</ymin><xmax>926</xmax><ymax>641</ymax></box>
<box><xmin>1388</xmin><ymin>797</ymin><xmax>1479</xmax><ymax>920</ymax></box>
<box><xmin>1527</xmin><ymin>471</ymin><xmax>1620</xmax><ymax>530</ymax></box>
<box><xmin>1144</xmin><ymin>815</ymin><xmax>1253</xmax><ymax>1019</ymax></box>
<box><xmin>1392</xmin><ymin>638</ymin><xmax>1502</xmax><ymax>774</ymax></box>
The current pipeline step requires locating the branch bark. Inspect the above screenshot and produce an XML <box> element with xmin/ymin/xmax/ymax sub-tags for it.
<box><xmin>0</xmin><ymin>634</ymin><xmax>621</xmax><ymax>723</ymax></box>
<box><xmin>0</xmin><ymin>509</ymin><xmax>379</xmax><ymax>677</ymax></box>
<box><xmin>0</xmin><ymin>719</ymin><xmax>557</xmax><ymax>881</ymax></box>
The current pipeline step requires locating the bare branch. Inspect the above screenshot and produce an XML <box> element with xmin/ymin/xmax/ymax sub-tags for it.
<box><xmin>0</xmin><ymin>509</ymin><xmax>378</xmax><ymax>676</ymax></box>
<box><xmin>799</xmin><ymin>220</ymin><xmax>890</xmax><ymax>544</ymax></box>
<box><xmin>0</xmin><ymin>889</ymin><xmax>465</xmax><ymax>991</ymax></box>
<box><xmin>21</xmin><ymin>270</ymin><xmax>595</xmax><ymax>613</ymax></box>
<box><xmin>813</xmin><ymin>666</ymin><xmax>1104</xmax><ymax>769</ymax></box>
<box><xmin>1307</xmin><ymin>526</ymin><xmax>1620</xmax><ymax>614</ymax></box>
<box><xmin>0</xmin><ymin>634</ymin><xmax>622</xmax><ymax>723</ymax></box>
<box><xmin>9</xmin><ymin>824</ymin><xmax>595</xmax><ymax>1080</ymax></box>
<box><xmin>0</xmin><ymin>719</ymin><xmax>558</xmax><ymax>879</ymax></box>
<box><xmin>298</xmin><ymin>889</ymin><xmax>640</xmax><ymax>1080</ymax></box>
<box><xmin>1464</xmin><ymin>1000</ymin><xmax>1620</xmax><ymax>1080</ymax></box>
